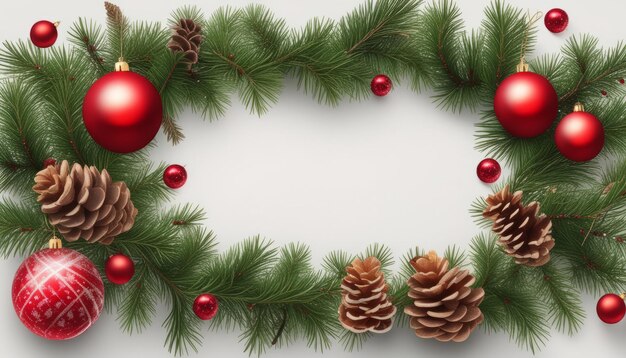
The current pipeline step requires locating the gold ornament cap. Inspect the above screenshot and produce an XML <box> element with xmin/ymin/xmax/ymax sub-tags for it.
<box><xmin>115</xmin><ymin>57</ymin><xmax>130</xmax><ymax>72</ymax></box>
<box><xmin>573</xmin><ymin>102</ymin><xmax>585</xmax><ymax>112</ymax></box>
<box><xmin>49</xmin><ymin>236</ymin><xmax>62</xmax><ymax>249</ymax></box>
<box><xmin>516</xmin><ymin>58</ymin><xmax>529</xmax><ymax>72</ymax></box>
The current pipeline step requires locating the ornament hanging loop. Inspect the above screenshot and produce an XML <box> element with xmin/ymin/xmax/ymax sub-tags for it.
<box><xmin>517</xmin><ymin>10</ymin><xmax>543</xmax><ymax>72</ymax></box>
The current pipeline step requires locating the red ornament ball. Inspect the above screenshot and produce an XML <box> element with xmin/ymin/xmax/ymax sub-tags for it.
<box><xmin>371</xmin><ymin>74</ymin><xmax>392</xmax><ymax>96</ymax></box>
<box><xmin>555</xmin><ymin>107</ymin><xmax>604</xmax><ymax>162</ymax></box>
<box><xmin>601</xmin><ymin>90</ymin><xmax>607</xmax><ymax>96</ymax></box>
<box><xmin>82</xmin><ymin>68</ymin><xmax>162</xmax><ymax>153</ymax></box>
<box><xmin>30</xmin><ymin>20</ymin><xmax>58</xmax><ymax>48</ymax></box>
<box><xmin>544</xmin><ymin>8</ymin><xmax>569</xmax><ymax>34</ymax></box>
<box><xmin>193</xmin><ymin>293</ymin><xmax>219</xmax><ymax>320</ymax></box>
<box><xmin>12</xmin><ymin>247</ymin><xmax>104</xmax><ymax>340</ymax></box>
<box><xmin>597</xmin><ymin>293</ymin><xmax>626</xmax><ymax>324</ymax></box>
<box><xmin>42</xmin><ymin>158</ymin><xmax>56</xmax><ymax>168</ymax></box>
<box><xmin>477</xmin><ymin>158</ymin><xmax>501</xmax><ymax>184</ymax></box>
<box><xmin>494</xmin><ymin>72</ymin><xmax>558</xmax><ymax>138</ymax></box>
<box><xmin>163</xmin><ymin>164</ymin><xmax>187</xmax><ymax>189</ymax></box>
<box><xmin>105</xmin><ymin>253</ymin><xmax>135</xmax><ymax>285</ymax></box>
<box><xmin>619</xmin><ymin>78</ymin><xmax>625</xmax><ymax>85</ymax></box>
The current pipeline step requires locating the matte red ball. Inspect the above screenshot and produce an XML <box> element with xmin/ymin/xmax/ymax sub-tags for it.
<box><xmin>82</xmin><ymin>71</ymin><xmax>162</xmax><ymax>153</ymax></box>
<box><xmin>555</xmin><ymin>111</ymin><xmax>604</xmax><ymax>162</ymax></box>
<box><xmin>371</xmin><ymin>74</ymin><xmax>392</xmax><ymax>96</ymax></box>
<box><xmin>42</xmin><ymin>158</ymin><xmax>56</xmax><ymax>168</ymax></box>
<box><xmin>494</xmin><ymin>72</ymin><xmax>558</xmax><ymax>138</ymax></box>
<box><xmin>477</xmin><ymin>158</ymin><xmax>501</xmax><ymax>184</ymax></box>
<box><xmin>163</xmin><ymin>164</ymin><xmax>187</xmax><ymax>189</ymax></box>
<box><xmin>12</xmin><ymin>248</ymin><xmax>104</xmax><ymax>340</ymax></box>
<box><xmin>597</xmin><ymin>293</ymin><xmax>626</xmax><ymax>324</ymax></box>
<box><xmin>105</xmin><ymin>253</ymin><xmax>135</xmax><ymax>285</ymax></box>
<box><xmin>193</xmin><ymin>293</ymin><xmax>219</xmax><ymax>320</ymax></box>
<box><xmin>544</xmin><ymin>8</ymin><xmax>569</xmax><ymax>33</ymax></box>
<box><xmin>30</xmin><ymin>20</ymin><xmax>58</xmax><ymax>48</ymax></box>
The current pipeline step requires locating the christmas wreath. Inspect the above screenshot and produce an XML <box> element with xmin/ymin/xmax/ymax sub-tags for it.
<box><xmin>1</xmin><ymin>0</ymin><xmax>625</xmax><ymax>355</ymax></box>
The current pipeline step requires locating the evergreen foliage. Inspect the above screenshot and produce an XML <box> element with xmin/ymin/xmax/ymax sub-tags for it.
<box><xmin>0</xmin><ymin>0</ymin><xmax>624</xmax><ymax>355</ymax></box>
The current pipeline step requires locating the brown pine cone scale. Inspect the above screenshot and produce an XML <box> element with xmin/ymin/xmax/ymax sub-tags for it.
<box><xmin>33</xmin><ymin>160</ymin><xmax>138</xmax><ymax>245</ymax></box>
<box><xmin>339</xmin><ymin>256</ymin><xmax>397</xmax><ymax>333</ymax></box>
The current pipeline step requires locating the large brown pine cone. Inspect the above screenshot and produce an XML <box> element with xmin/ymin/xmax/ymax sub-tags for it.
<box><xmin>33</xmin><ymin>160</ymin><xmax>138</xmax><ymax>245</ymax></box>
<box><xmin>483</xmin><ymin>185</ymin><xmax>555</xmax><ymax>267</ymax></box>
<box><xmin>338</xmin><ymin>256</ymin><xmax>397</xmax><ymax>334</ymax></box>
<box><xmin>404</xmin><ymin>251</ymin><xmax>484</xmax><ymax>342</ymax></box>
<box><xmin>168</xmin><ymin>18</ymin><xmax>203</xmax><ymax>69</ymax></box>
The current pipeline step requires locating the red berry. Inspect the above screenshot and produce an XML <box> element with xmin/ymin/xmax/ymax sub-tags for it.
<box><xmin>619</xmin><ymin>78</ymin><xmax>624</xmax><ymax>84</ymax></box>
<box><xmin>42</xmin><ymin>158</ymin><xmax>56</xmax><ymax>168</ymax></box>
<box><xmin>601</xmin><ymin>90</ymin><xmax>607</xmax><ymax>96</ymax></box>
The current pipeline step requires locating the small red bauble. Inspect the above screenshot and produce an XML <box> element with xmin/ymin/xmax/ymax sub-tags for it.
<box><xmin>42</xmin><ymin>158</ymin><xmax>56</xmax><ymax>168</ymax></box>
<box><xmin>193</xmin><ymin>293</ymin><xmax>219</xmax><ymax>320</ymax></box>
<box><xmin>544</xmin><ymin>8</ymin><xmax>569</xmax><ymax>34</ymax></box>
<box><xmin>619</xmin><ymin>78</ymin><xmax>625</xmax><ymax>85</ymax></box>
<box><xmin>371</xmin><ymin>74</ymin><xmax>392</xmax><ymax>96</ymax></box>
<box><xmin>596</xmin><ymin>293</ymin><xmax>626</xmax><ymax>324</ymax></box>
<box><xmin>30</xmin><ymin>20</ymin><xmax>58</xmax><ymax>48</ymax></box>
<box><xmin>601</xmin><ymin>90</ymin><xmax>607</xmax><ymax>96</ymax></box>
<box><xmin>105</xmin><ymin>253</ymin><xmax>135</xmax><ymax>285</ymax></box>
<box><xmin>494</xmin><ymin>71</ymin><xmax>558</xmax><ymax>138</ymax></box>
<box><xmin>163</xmin><ymin>164</ymin><xmax>187</xmax><ymax>189</ymax></box>
<box><xmin>476</xmin><ymin>158</ymin><xmax>501</xmax><ymax>184</ymax></box>
<box><xmin>555</xmin><ymin>103</ymin><xmax>604</xmax><ymax>162</ymax></box>
<box><xmin>82</xmin><ymin>61</ymin><xmax>162</xmax><ymax>153</ymax></box>
<box><xmin>12</xmin><ymin>241</ymin><xmax>104</xmax><ymax>340</ymax></box>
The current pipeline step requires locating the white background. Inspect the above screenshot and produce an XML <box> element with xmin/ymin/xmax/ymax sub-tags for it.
<box><xmin>0</xmin><ymin>0</ymin><xmax>624</xmax><ymax>357</ymax></box>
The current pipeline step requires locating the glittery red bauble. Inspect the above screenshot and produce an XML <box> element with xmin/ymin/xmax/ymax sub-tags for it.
<box><xmin>596</xmin><ymin>293</ymin><xmax>626</xmax><ymax>324</ymax></box>
<box><xmin>42</xmin><ymin>158</ymin><xmax>56</xmax><ymax>168</ymax></box>
<box><xmin>12</xmin><ymin>248</ymin><xmax>104</xmax><ymax>340</ymax></box>
<box><xmin>493</xmin><ymin>72</ymin><xmax>558</xmax><ymax>138</ymax></box>
<box><xmin>544</xmin><ymin>8</ymin><xmax>569</xmax><ymax>33</ymax></box>
<box><xmin>476</xmin><ymin>158</ymin><xmax>501</xmax><ymax>184</ymax></box>
<box><xmin>371</xmin><ymin>74</ymin><xmax>392</xmax><ymax>96</ymax></box>
<box><xmin>82</xmin><ymin>70</ymin><xmax>162</xmax><ymax>153</ymax></box>
<box><xmin>30</xmin><ymin>20</ymin><xmax>58</xmax><ymax>48</ymax></box>
<box><xmin>193</xmin><ymin>293</ymin><xmax>219</xmax><ymax>320</ymax></box>
<box><xmin>105</xmin><ymin>253</ymin><xmax>135</xmax><ymax>285</ymax></box>
<box><xmin>555</xmin><ymin>110</ymin><xmax>604</xmax><ymax>162</ymax></box>
<box><xmin>163</xmin><ymin>164</ymin><xmax>187</xmax><ymax>189</ymax></box>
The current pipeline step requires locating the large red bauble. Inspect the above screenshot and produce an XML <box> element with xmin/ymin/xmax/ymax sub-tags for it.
<box><xmin>105</xmin><ymin>253</ymin><xmax>135</xmax><ymax>285</ymax></box>
<box><xmin>544</xmin><ymin>8</ymin><xmax>569</xmax><ymax>34</ymax></box>
<box><xmin>193</xmin><ymin>293</ymin><xmax>219</xmax><ymax>320</ymax></box>
<box><xmin>82</xmin><ymin>70</ymin><xmax>162</xmax><ymax>153</ymax></box>
<box><xmin>12</xmin><ymin>247</ymin><xmax>105</xmax><ymax>340</ymax></box>
<box><xmin>493</xmin><ymin>72</ymin><xmax>558</xmax><ymax>138</ymax></box>
<box><xmin>555</xmin><ymin>110</ymin><xmax>604</xmax><ymax>162</ymax></box>
<box><xmin>30</xmin><ymin>20</ymin><xmax>58</xmax><ymax>48</ymax></box>
<box><xmin>596</xmin><ymin>293</ymin><xmax>626</xmax><ymax>324</ymax></box>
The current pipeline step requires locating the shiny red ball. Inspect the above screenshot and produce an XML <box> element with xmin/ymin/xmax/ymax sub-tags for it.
<box><xmin>477</xmin><ymin>158</ymin><xmax>501</xmax><ymax>184</ymax></box>
<box><xmin>619</xmin><ymin>78</ymin><xmax>625</xmax><ymax>85</ymax></box>
<box><xmin>555</xmin><ymin>111</ymin><xmax>604</xmax><ymax>162</ymax></box>
<box><xmin>371</xmin><ymin>74</ymin><xmax>392</xmax><ymax>96</ymax></box>
<box><xmin>30</xmin><ymin>20</ymin><xmax>58</xmax><ymax>48</ymax></box>
<box><xmin>544</xmin><ymin>8</ymin><xmax>569</xmax><ymax>33</ymax></box>
<box><xmin>105</xmin><ymin>253</ymin><xmax>135</xmax><ymax>285</ymax></box>
<box><xmin>163</xmin><ymin>164</ymin><xmax>187</xmax><ymax>189</ymax></box>
<box><xmin>597</xmin><ymin>293</ymin><xmax>626</xmax><ymax>324</ymax></box>
<box><xmin>193</xmin><ymin>293</ymin><xmax>219</xmax><ymax>320</ymax></box>
<box><xmin>42</xmin><ymin>158</ymin><xmax>56</xmax><ymax>168</ymax></box>
<box><xmin>82</xmin><ymin>71</ymin><xmax>162</xmax><ymax>153</ymax></box>
<box><xmin>494</xmin><ymin>72</ymin><xmax>558</xmax><ymax>138</ymax></box>
<box><xmin>12</xmin><ymin>248</ymin><xmax>104</xmax><ymax>340</ymax></box>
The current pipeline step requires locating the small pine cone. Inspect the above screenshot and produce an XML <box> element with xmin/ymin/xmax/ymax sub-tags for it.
<box><xmin>33</xmin><ymin>160</ymin><xmax>138</xmax><ymax>245</ymax></box>
<box><xmin>339</xmin><ymin>257</ymin><xmax>397</xmax><ymax>333</ymax></box>
<box><xmin>404</xmin><ymin>251</ymin><xmax>484</xmax><ymax>342</ymax></box>
<box><xmin>168</xmin><ymin>18</ymin><xmax>203</xmax><ymax>69</ymax></box>
<box><xmin>483</xmin><ymin>185</ymin><xmax>555</xmax><ymax>267</ymax></box>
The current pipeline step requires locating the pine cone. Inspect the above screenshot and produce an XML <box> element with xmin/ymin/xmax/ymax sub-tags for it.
<box><xmin>339</xmin><ymin>256</ymin><xmax>397</xmax><ymax>333</ymax></box>
<box><xmin>483</xmin><ymin>185</ymin><xmax>555</xmax><ymax>267</ymax></box>
<box><xmin>168</xmin><ymin>19</ymin><xmax>203</xmax><ymax>69</ymax></box>
<box><xmin>33</xmin><ymin>160</ymin><xmax>138</xmax><ymax>245</ymax></box>
<box><xmin>404</xmin><ymin>251</ymin><xmax>484</xmax><ymax>342</ymax></box>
